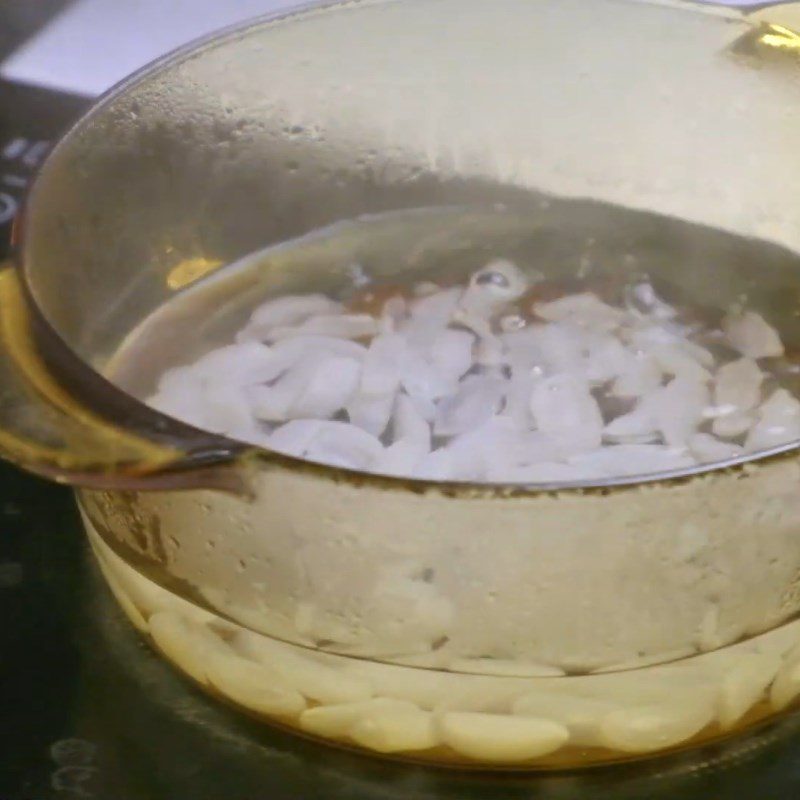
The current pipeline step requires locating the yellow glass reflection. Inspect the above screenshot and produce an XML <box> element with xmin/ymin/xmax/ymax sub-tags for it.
<box><xmin>759</xmin><ymin>24</ymin><xmax>800</xmax><ymax>52</ymax></box>
<box><xmin>166</xmin><ymin>257</ymin><xmax>223</xmax><ymax>290</ymax></box>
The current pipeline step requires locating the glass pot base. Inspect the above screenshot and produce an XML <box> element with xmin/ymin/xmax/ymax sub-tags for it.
<box><xmin>87</xmin><ymin>524</ymin><xmax>800</xmax><ymax>770</ymax></box>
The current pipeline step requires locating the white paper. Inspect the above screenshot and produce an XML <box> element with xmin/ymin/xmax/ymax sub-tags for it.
<box><xmin>0</xmin><ymin>0</ymin><xmax>303</xmax><ymax>97</ymax></box>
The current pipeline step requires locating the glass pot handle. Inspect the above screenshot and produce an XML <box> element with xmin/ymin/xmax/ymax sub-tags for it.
<box><xmin>0</xmin><ymin>263</ymin><xmax>251</xmax><ymax>492</ymax></box>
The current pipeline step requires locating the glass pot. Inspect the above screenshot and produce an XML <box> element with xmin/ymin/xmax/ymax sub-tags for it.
<box><xmin>2</xmin><ymin>0</ymin><xmax>800</xmax><ymax>769</ymax></box>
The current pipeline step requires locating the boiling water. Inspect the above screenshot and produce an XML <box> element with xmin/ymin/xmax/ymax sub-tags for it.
<box><xmin>112</xmin><ymin>207</ymin><xmax>800</xmax><ymax>485</ymax></box>
<box><xmin>93</xmin><ymin>207</ymin><xmax>800</xmax><ymax>767</ymax></box>
<box><xmin>87</xmin><ymin>519</ymin><xmax>800</xmax><ymax>768</ymax></box>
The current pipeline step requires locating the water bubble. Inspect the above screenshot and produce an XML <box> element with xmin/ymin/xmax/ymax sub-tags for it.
<box><xmin>50</xmin><ymin>738</ymin><xmax>97</xmax><ymax>766</ymax></box>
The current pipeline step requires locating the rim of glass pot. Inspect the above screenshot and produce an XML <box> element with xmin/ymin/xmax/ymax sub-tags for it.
<box><xmin>11</xmin><ymin>0</ymin><xmax>800</xmax><ymax>497</ymax></box>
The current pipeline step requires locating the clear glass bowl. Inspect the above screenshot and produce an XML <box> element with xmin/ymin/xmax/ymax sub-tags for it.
<box><xmin>3</xmin><ymin>0</ymin><xmax>800</xmax><ymax>769</ymax></box>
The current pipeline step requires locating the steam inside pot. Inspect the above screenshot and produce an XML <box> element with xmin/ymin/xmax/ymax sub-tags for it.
<box><xmin>144</xmin><ymin>251</ymin><xmax>800</xmax><ymax>482</ymax></box>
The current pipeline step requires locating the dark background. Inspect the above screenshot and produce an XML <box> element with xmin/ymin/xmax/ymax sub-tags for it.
<box><xmin>0</xmin><ymin>2</ymin><xmax>71</xmax><ymax>61</ymax></box>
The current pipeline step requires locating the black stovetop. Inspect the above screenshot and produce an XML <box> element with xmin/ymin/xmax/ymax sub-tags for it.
<box><xmin>5</xmin><ymin>6</ymin><xmax>800</xmax><ymax>799</ymax></box>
